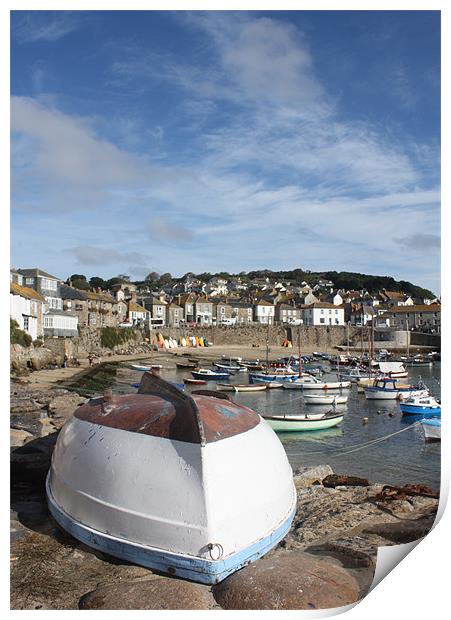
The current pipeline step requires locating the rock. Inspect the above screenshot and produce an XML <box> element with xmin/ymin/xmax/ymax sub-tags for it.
<box><xmin>31</xmin><ymin>357</ymin><xmax>41</xmax><ymax>371</ymax></box>
<box><xmin>213</xmin><ymin>551</ymin><xmax>360</xmax><ymax>610</ymax></box>
<box><xmin>323</xmin><ymin>475</ymin><xmax>370</xmax><ymax>488</ymax></box>
<box><xmin>293</xmin><ymin>465</ymin><xmax>334</xmax><ymax>488</ymax></box>
<box><xmin>79</xmin><ymin>578</ymin><xmax>216</xmax><ymax>610</ymax></box>
<box><xmin>10</xmin><ymin>428</ymin><xmax>34</xmax><ymax>448</ymax></box>
<box><xmin>363</xmin><ymin>516</ymin><xmax>436</xmax><ymax>544</ymax></box>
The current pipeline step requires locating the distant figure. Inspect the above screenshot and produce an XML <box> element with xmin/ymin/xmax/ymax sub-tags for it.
<box><xmin>63</xmin><ymin>354</ymin><xmax>68</xmax><ymax>368</ymax></box>
<box><xmin>88</xmin><ymin>354</ymin><xmax>93</xmax><ymax>367</ymax></box>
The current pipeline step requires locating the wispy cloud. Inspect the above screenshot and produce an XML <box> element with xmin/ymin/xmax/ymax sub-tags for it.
<box><xmin>12</xmin><ymin>11</ymin><xmax>81</xmax><ymax>43</ymax></box>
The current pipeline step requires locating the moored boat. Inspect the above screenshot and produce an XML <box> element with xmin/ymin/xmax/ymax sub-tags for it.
<box><xmin>304</xmin><ymin>394</ymin><xmax>348</xmax><ymax>405</ymax></box>
<box><xmin>364</xmin><ymin>378</ymin><xmax>429</xmax><ymax>400</ymax></box>
<box><xmin>192</xmin><ymin>369</ymin><xmax>230</xmax><ymax>381</ymax></box>
<box><xmin>421</xmin><ymin>418</ymin><xmax>441</xmax><ymax>441</ymax></box>
<box><xmin>184</xmin><ymin>378</ymin><xmax>207</xmax><ymax>385</ymax></box>
<box><xmin>214</xmin><ymin>362</ymin><xmax>243</xmax><ymax>371</ymax></box>
<box><xmin>47</xmin><ymin>374</ymin><xmax>296</xmax><ymax>584</ymax></box>
<box><xmin>216</xmin><ymin>383</ymin><xmax>267</xmax><ymax>392</ymax></box>
<box><xmin>262</xmin><ymin>412</ymin><xmax>344</xmax><ymax>432</ymax></box>
<box><xmin>399</xmin><ymin>394</ymin><xmax>441</xmax><ymax>417</ymax></box>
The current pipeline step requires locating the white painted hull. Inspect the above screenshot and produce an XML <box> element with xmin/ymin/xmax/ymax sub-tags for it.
<box><xmin>421</xmin><ymin>421</ymin><xmax>441</xmax><ymax>441</ymax></box>
<box><xmin>304</xmin><ymin>394</ymin><xmax>348</xmax><ymax>405</ymax></box>
<box><xmin>216</xmin><ymin>384</ymin><xmax>267</xmax><ymax>392</ymax></box>
<box><xmin>263</xmin><ymin>414</ymin><xmax>344</xmax><ymax>432</ymax></box>
<box><xmin>47</xmin><ymin>416</ymin><xmax>296</xmax><ymax>582</ymax></box>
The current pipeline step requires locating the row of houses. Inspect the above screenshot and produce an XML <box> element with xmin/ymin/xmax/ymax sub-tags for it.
<box><xmin>10</xmin><ymin>267</ymin><xmax>441</xmax><ymax>342</ymax></box>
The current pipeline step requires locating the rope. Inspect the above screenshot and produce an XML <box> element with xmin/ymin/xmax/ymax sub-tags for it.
<box><xmin>284</xmin><ymin>421</ymin><xmax>422</xmax><ymax>457</ymax></box>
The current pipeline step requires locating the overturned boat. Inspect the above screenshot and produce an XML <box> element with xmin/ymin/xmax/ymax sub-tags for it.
<box><xmin>46</xmin><ymin>373</ymin><xmax>296</xmax><ymax>584</ymax></box>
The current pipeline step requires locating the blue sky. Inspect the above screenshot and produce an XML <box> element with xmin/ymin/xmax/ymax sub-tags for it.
<box><xmin>10</xmin><ymin>10</ymin><xmax>441</xmax><ymax>292</ymax></box>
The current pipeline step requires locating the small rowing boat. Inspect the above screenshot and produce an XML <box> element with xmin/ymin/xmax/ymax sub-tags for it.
<box><xmin>421</xmin><ymin>418</ymin><xmax>441</xmax><ymax>441</ymax></box>
<box><xmin>304</xmin><ymin>394</ymin><xmax>348</xmax><ymax>405</ymax></box>
<box><xmin>47</xmin><ymin>373</ymin><xmax>296</xmax><ymax>584</ymax></box>
<box><xmin>216</xmin><ymin>383</ymin><xmax>267</xmax><ymax>393</ymax></box>
<box><xmin>183</xmin><ymin>378</ymin><xmax>207</xmax><ymax>385</ymax></box>
<box><xmin>130</xmin><ymin>364</ymin><xmax>162</xmax><ymax>372</ymax></box>
<box><xmin>192</xmin><ymin>369</ymin><xmax>230</xmax><ymax>381</ymax></box>
<box><xmin>262</xmin><ymin>412</ymin><xmax>344</xmax><ymax>432</ymax></box>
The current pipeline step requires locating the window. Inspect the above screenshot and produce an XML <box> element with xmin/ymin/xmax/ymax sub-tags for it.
<box><xmin>320</xmin><ymin>318</ymin><xmax>325</xmax><ymax>324</ymax></box>
<box><xmin>23</xmin><ymin>316</ymin><xmax>29</xmax><ymax>331</ymax></box>
<box><xmin>26</xmin><ymin>277</ymin><xmax>34</xmax><ymax>286</ymax></box>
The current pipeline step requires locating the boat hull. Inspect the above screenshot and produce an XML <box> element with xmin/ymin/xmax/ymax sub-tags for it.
<box><xmin>263</xmin><ymin>414</ymin><xmax>344</xmax><ymax>432</ymax></box>
<box><xmin>216</xmin><ymin>383</ymin><xmax>267</xmax><ymax>392</ymax></box>
<box><xmin>304</xmin><ymin>395</ymin><xmax>348</xmax><ymax>405</ymax></box>
<box><xmin>400</xmin><ymin>404</ymin><xmax>441</xmax><ymax>417</ymax></box>
<box><xmin>421</xmin><ymin>419</ymin><xmax>441</xmax><ymax>441</ymax></box>
<box><xmin>192</xmin><ymin>371</ymin><xmax>229</xmax><ymax>380</ymax></box>
<box><xmin>46</xmin><ymin>413</ymin><xmax>296</xmax><ymax>584</ymax></box>
<box><xmin>47</xmin><ymin>476</ymin><xmax>295</xmax><ymax>584</ymax></box>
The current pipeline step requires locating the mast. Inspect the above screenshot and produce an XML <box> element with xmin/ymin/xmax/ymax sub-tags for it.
<box><xmin>298</xmin><ymin>328</ymin><xmax>302</xmax><ymax>377</ymax></box>
<box><xmin>265</xmin><ymin>322</ymin><xmax>270</xmax><ymax>371</ymax></box>
<box><xmin>406</xmin><ymin>318</ymin><xmax>410</xmax><ymax>359</ymax></box>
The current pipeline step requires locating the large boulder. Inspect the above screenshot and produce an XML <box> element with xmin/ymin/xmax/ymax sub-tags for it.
<box><xmin>79</xmin><ymin>578</ymin><xmax>216</xmax><ymax>610</ymax></box>
<box><xmin>293</xmin><ymin>465</ymin><xmax>334</xmax><ymax>488</ymax></box>
<box><xmin>212</xmin><ymin>551</ymin><xmax>360</xmax><ymax>610</ymax></box>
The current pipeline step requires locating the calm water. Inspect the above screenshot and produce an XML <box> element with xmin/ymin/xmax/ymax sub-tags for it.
<box><xmin>112</xmin><ymin>363</ymin><xmax>441</xmax><ymax>490</ymax></box>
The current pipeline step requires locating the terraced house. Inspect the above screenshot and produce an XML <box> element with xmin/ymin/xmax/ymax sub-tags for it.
<box><xmin>379</xmin><ymin>304</ymin><xmax>441</xmax><ymax>333</ymax></box>
<box><xmin>10</xmin><ymin>281</ymin><xmax>45</xmax><ymax>341</ymax></box>
<box><xmin>17</xmin><ymin>268</ymin><xmax>78</xmax><ymax>337</ymax></box>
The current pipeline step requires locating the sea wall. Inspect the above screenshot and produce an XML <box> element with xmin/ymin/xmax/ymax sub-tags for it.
<box><xmin>154</xmin><ymin>324</ymin><xmax>363</xmax><ymax>350</ymax></box>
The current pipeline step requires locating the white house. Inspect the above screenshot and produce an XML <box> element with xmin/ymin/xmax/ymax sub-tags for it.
<box><xmin>10</xmin><ymin>282</ymin><xmax>45</xmax><ymax>341</ymax></box>
<box><xmin>253</xmin><ymin>300</ymin><xmax>275</xmax><ymax>325</ymax></box>
<box><xmin>128</xmin><ymin>301</ymin><xmax>148</xmax><ymax>326</ymax></box>
<box><xmin>301</xmin><ymin>303</ymin><xmax>345</xmax><ymax>326</ymax></box>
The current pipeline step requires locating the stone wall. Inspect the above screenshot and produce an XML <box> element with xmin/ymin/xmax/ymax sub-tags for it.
<box><xmin>154</xmin><ymin>324</ymin><xmax>363</xmax><ymax>350</ymax></box>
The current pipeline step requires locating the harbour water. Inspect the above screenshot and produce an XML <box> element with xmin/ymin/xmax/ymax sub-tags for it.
<box><xmin>104</xmin><ymin>362</ymin><xmax>441</xmax><ymax>490</ymax></box>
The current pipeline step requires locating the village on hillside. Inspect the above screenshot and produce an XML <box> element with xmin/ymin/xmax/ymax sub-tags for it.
<box><xmin>10</xmin><ymin>267</ymin><xmax>441</xmax><ymax>343</ymax></box>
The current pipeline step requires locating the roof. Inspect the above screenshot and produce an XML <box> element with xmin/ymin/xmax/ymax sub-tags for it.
<box><xmin>60</xmin><ymin>284</ymin><xmax>88</xmax><ymax>301</ymax></box>
<box><xmin>380</xmin><ymin>290</ymin><xmax>405</xmax><ymax>300</ymax></box>
<box><xmin>17</xmin><ymin>268</ymin><xmax>59</xmax><ymax>280</ymax></box>
<box><xmin>10</xmin><ymin>282</ymin><xmax>46</xmax><ymax>302</ymax></box>
<box><xmin>255</xmin><ymin>300</ymin><xmax>274</xmax><ymax>306</ymax></box>
<box><xmin>381</xmin><ymin>304</ymin><xmax>441</xmax><ymax>314</ymax></box>
<box><xmin>129</xmin><ymin>302</ymin><xmax>147</xmax><ymax>313</ymax></box>
<box><xmin>86</xmin><ymin>291</ymin><xmax>115</xmax><ymax>303</ymax></box>
<box><xmin>168</xmin><ymin>303</ymin><xmax>182</xmax><ymax>309</ymax></box>
<box><xmin>276</xmin><ymin>303</ymin><xmax>298</xmax><ymax>310</ymax></box>
<box><xmin>302</xmin><ymin>302</ymin><xmax>344</xmax><ymax>309</ymax></box>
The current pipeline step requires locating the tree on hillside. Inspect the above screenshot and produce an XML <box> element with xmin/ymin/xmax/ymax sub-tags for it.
<box><xmin>157</xmin><ymin>272</ymin><xmax>173</xmax><ymax>286</ymax></box>
<box><xmin>145</xmin><ymin>271</ymin><xmax>160</xmax><ymax>282</ymax></box>
<box><xmin>89</xmin><ymin>276</ymin><xmax>107</xmax><ymax>291</ymax></box>
<box><xmin>67</xmin><ymin>274</ymin><xmax>90</xmax><ymax>290</ymax></box>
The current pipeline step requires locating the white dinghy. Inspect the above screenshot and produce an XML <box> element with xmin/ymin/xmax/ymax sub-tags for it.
<box><xmin>304</xmin><ymin>394</ymin><xmax>348</xmax><ymax>405</ymax></box>
<box><xmin>46</xmin><ymin>374</ymin><xmax>296</xmax><ymax>584</ymax></box>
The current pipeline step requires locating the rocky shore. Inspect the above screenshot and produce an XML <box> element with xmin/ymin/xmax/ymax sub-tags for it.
<box><xmin>10</xmin><ymin>379</ymin><xmax>439</xmax><ymax>610</ymax></box>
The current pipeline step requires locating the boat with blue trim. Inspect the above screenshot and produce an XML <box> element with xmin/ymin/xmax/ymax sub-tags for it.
<box><xmin>421</xmin><ymin>417</ymin><xmax>441</xmax><ymax>441</ymax></box>
<box><xmin>364</xmin><ymin>378</ymin><xmax>429</xmax><ymax>400</ymax></box>
<box><xmin>47</xmin><ymin>373</ymin><xmax>296</xmax><ymax>584</ymax></box>
<box><xmin>191</xmin><ymin>368</ymin><xmax>230</xmax><ymax>381</ymax></box>
<box><xmin>399</xmin><ymin>394</ymin><xmax>441</xmax><ymax>417</ymax></box>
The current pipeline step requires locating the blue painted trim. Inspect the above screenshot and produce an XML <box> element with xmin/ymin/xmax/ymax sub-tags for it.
<box><xmin>400</xmin><ymin>404</ymin><xmax>441</xmax><ymax>417</ymax></box>
<box><xmin>46</xmin><ymin>474</ymin><xmax>295</xmax><ymax>584</ymax></box>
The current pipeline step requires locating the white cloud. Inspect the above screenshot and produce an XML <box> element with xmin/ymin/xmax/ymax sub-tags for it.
<box><xmin>13</xmin><ymin>12</ymin><xmax>80</xmax><ymax>43</ymax></box>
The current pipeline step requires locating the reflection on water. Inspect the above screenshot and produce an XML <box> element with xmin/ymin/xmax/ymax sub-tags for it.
<box><xmin>114</xmin><ymin>363</ymin><xmax>441</xmax><ymax>490</ymax></box>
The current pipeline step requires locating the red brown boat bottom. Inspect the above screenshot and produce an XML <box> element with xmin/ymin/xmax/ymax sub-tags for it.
<box><xmin>74</xmin><ymin>372</ymin><xmax>259</xmax><ymax>444</ymax></box>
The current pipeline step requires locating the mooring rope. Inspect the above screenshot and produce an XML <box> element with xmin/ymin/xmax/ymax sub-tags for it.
<box><xmin>284</xmin><ymin>421</ymin><xmax>423</xmax><ymax>457</ymax></box>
